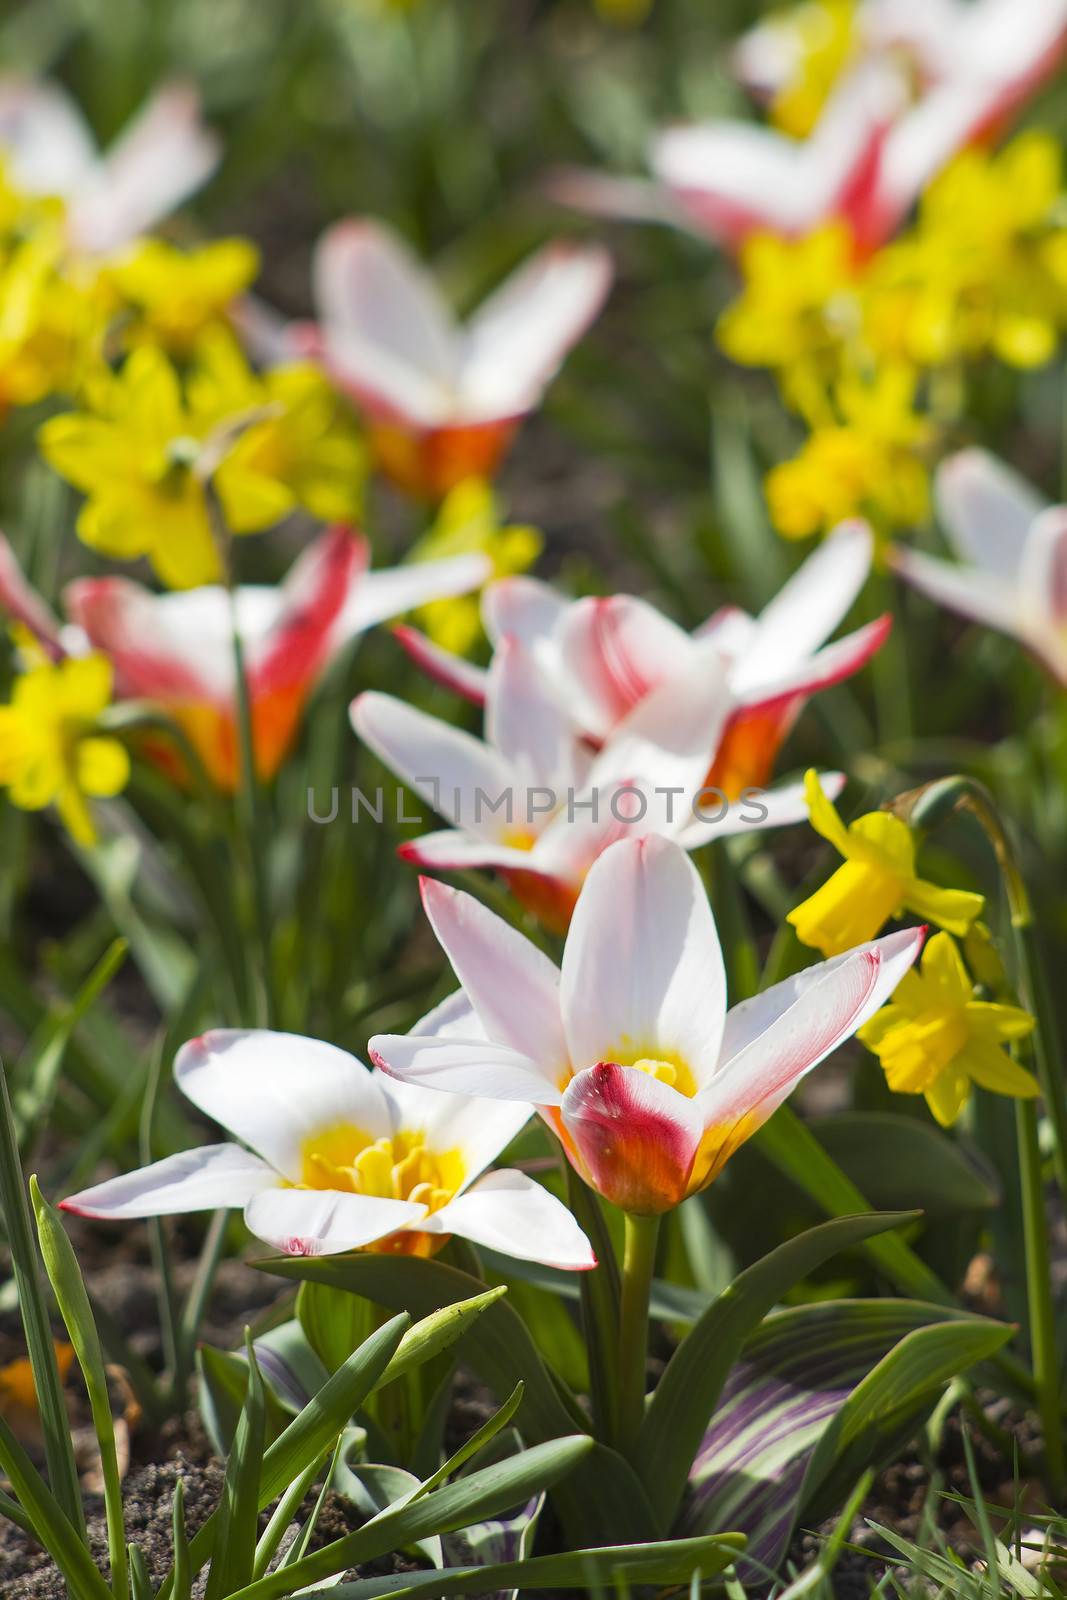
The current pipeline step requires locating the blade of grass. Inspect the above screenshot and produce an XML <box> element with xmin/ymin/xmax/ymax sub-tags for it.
<box><xmin>0</xmin><ymin>1060</ymin><xmax>84</xmax><ymax>1536</ymax></box>
<box><xmin>32</xmin><ymin>1178</ymin><xmax>128</xmax><ymax>1600</ymax></box>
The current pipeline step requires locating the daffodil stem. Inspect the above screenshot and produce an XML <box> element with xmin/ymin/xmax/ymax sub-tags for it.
<box><xmin>1014</xmin><ymin>1097</ymin><xmax>1065</xmax><ymax>1497</ymax></box>
<box><xmin>616</xmin><ymin>1211</ymin><xmax>660</xmax><ymax>1457</ymax></box>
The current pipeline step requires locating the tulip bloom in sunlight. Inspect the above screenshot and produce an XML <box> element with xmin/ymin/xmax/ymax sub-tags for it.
<box><xmin>892</xmin><ymin>448</ymin><xmax>1067</xmax><ymax>685</ymax></box>
<box><xmin>396</xmin><ymin>518</ymin><xmax>888</xmax><ymax>798</ymax></box>
<box><xmin>858</xmin><ymin>931</ymin><xmax>1037</xmax><ymax>1126</ymax></box>
<box><xmin>370</xmin><ymin>836</ymin><xmax>924</xmax><ymax>1215</ymax></box>
<box><xmin>61</xmin><ymin>1024</ymin><xmax>594</xmax><ymax>1266</ymax></box>
<box><xmin>787</xmin><ymin>770</ymin><xmax>984</xmax><ymax>957</ymax></box>
<box><xmin>0</xmin><ymin>525</ymin><xmax>489</xmax><ymax>790</ymax></box>
<box><xmin>298</xmin><ymin>220</ymin><xmax>613</xmax><ymax>498</ymax></box>
<box><xmin>354</xmin><ymin>632</ymin><xmax>844</xmax><ymax>932</ymax></box>
<box><xmin>0</xmin><ymin>78</ymin><xmax>218</xmax><ymax>255</ymax></box>
<box><xmin>0</xmin><ymin>648</ymin><xmax>129</xmax><ymax>846</ymax></box>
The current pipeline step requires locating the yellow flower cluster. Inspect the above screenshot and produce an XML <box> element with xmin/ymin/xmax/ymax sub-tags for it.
<box><xmin>39</xmin><ymin>333</ymin><xmax>365</xmax><ymax>590</ymax></box>
<box><xmin>410</xmin><ymin>478</ymin><xmax>542</xmax><ymax>653</ymax></box>
<box><xmin>717</xmin><ymin>132</ymin><xmax>1067</xmax><ymax>542</ymax></box>
<box><xmin>0</xmin><ymin>646</ymin><xmax>129</xmax><ymax>847</ymax></box>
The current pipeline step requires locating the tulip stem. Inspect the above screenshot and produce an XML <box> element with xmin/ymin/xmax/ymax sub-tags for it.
<box><xmin>1015</xmin><ymin>1097</ymin><xmax>1065</xmax><ymax>1498</ymax></box>
<box><xmin>616</xmin><ymin>1211</ymin><xmax>660</xmax><ymax>1457</ymax></box>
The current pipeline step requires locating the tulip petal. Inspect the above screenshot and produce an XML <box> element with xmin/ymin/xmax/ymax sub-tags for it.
<box><xmin>0</xmin><ymin>534</ymin><xmax>67</xmax><ymax>659</ymax></box>
<box><xmin>174</xmin><ymin>1030</ymin><xmax>393</xmax><ymax>1185</ymax></box>
<box><xmin>251</xmin><ymin>524</ymin><xmax>366</xmax><ymax>694</ymax></box>
<box><xmin>700</xmin><ymin>927</ymin><xmax>925</xmax><ymax>1157</ymax></box>
<box><xmin>391</xmin><ymin>624</ymin><xmax>490</xmax><ymax>704</ymax></box>
<box><xmin>0</xmin><ymin>77</ymin><xmax>96</xmax><ymax>194</ymax></box>
<box><xmin>425</xmin><ymin>1169</ymin><xmax>595</xmax><ymax>1269</ymax></box>
<box><xmin>345</xmin><ymin>553</ymin><xmax>492</xmax><ymax>637</ymax></box>
<box><xmin>561</xmin><ymin>836</ymin><xmax>727</xmax><ymax>1090</ymax></box>
<box><xmin>730</xmin><ymin>520</ymin><xmax>874</xmax><ymax>695</ymax></box>
<box><xmin>486</xmin><ymin>636</ymin><xmax>586</xmax><ymax>795</ymax></box>
<box><xmin>70</xmin><ymin>82</ymin><xmax>219</xmax><ymax>253</ymax></box>
<box><xmin>398</xmin><ymin>830</ymin><xmax>546</xmax><ymax>874</ymax></box>
<box><xmin>418</xmin><ymin>876</ymin><xmax>569</xmax><ymax>1083</ymax></box>
<box><xmin>559</xmin><ymin>594</ymin><xmax>696</xmax><ymax>734</ymax></box>
<box><xmin>352</xmin><ymin>691</ymin><xmax>515</xmax><ymax>838</ymax></box>
<box><xmin>890</xmin><ymin>548</ymin><xmax>1023</xmax><ymax>638</ymax></box>
<box><xmin>312</xmin><ymin>219</ymin><xmax>460</xmax><ymax>428</ymax></box>
<box><xmin>60</xmin><ymin>1144</ymin><xmax>276</xmax><ymax>1220</ymax></box>
<box><xmin>482</xmin><ymin>576</ymin><xmax>570</xmax><ymax>652</ymax></box>
<box><xmin>561</xmin><ymin>1062</ymin><xmax>705</xmax><ymax>1214</ymax></box>
<box><xmin>677</xmin><ymin>772</ymin><xmax>845</xmax><ymax>849</ymax></box>
<box><xmin>243</xmin><ymin>1187</ymin><xmax>426</xmax><ymax>1257</ymax></box>
<box><xmin>458</xmin><ymin>242</ymin><xmax>613</xmax><ymax>422</ymax></box>
<box><xmin>1019</xmin><ymin>505</ymin><xmax>1067</xmax><ymax>653</ymax></box>
<box><xmin>370</xmin><ymin>1032</ymin><xmax>562</xmax><ymax>1106</ymax></box>
<box><xmin>934</xmin><ymin>448</ymin><xmax>1044</xmax><ymax>579</ymax></box>
<box><xmin>64</xmin><ymin>577</ymin><xmax>228</xmax><ymax>702</ymax></box>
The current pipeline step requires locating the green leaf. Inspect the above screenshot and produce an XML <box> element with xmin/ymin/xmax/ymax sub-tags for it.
<box><xmin>32</xmin><ymin>1177</ymin><xmax>128</xmax><ymax>1600</ymax></box>
<box><xmin>802</xmin><ymin>1311</ymin><xmax>1014</xmax><ymax>1521</ymax></box>
<box><xmin>297</xmin><ymin>1533</ymin><xmax>746</xmax><ymax>1599</ymax></box>
<box><xmin>636</xmin><ymin>1210</ymin><xmax>920</xmax><ymax>1531</ymax></box>
<box><xmin>298</xmin><ymin>1279</ymin><xmax>376</xmax><ymax>1373</ymax></box>
<box><xmin>259</xmin><ymin>1250</ymin><xmax>660</xmax><ymax>1544</ymax></box>
<box><xmin>197</xmin><ymin>1343</ymin><xmax>290</xmax><ymax>1456</ymax></box>
<box><xmin>0</xmin><ymin>1409</ymin><xmax>112</xmax><ymax>1600</ymax></box>
<box><xmin>172</xmin><ymin>1478</ymin><xmax>192</xmax><ymax>1600</ymax></box>
<box><xmin>0</xmin><ymin>1061</ymin><xmax>84</xmax><ymax>1536</ymax></box>
<box><xmin>811</xmin><ymin>1113</ymin><xmax>999</xmax><ymax>1215</ymax></box>
<box><xmin>226</xmin><ymin>1434</ymin><xmax>596</xmax><ymax>1600</ymax></box>
<box><xmin>682</xmin><ymin>1298</ymin><xmax>1010</xmax><ymax>1574</ymax></box>
<box><xmin>158</xmin><ymin>1311</ymin><xmax>411</xmax><ymax>1600</ymax></box>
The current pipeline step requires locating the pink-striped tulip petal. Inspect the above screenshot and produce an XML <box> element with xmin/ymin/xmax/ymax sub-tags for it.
<box><xmin>891</xmin><ymin>547</ymin><xmax>1027</xmax><ymax>639</ymax></box>
<box><xmin>0</xmin><ymin>533</ymin><xmax>67</xmax><ymax>660</ymax></box>
<box><xmin>352</xmin><ymin>691</ymin><xmax>516</xmax><ymax>837</ymax></box>
<box><xmin>486</xmin><ymin>636</ymin><xmax>587</xmax><ymax>796</ymax></box>
<box><xmin>677</xmin><ymin>772</ymin><xmax>846</xmax><ymax>850</ymax></box>
<box><xmin>244</xmin><ymin>1188</ymin><xmax>427</xmax><ymax>1258</ymax></box>
<box><xmin>1020</xmin><ymin>507</ymin><xmax>1067</xmax><ymax>642</ymax></box>
<box><xmin>482</xmin><ymin>575</ymin><xmax>573</xmax><ymax>654</ymax></box>
<box><xmin>0</xmin><ymin>76</ymin><xmax>96</xmax><ymax>194</ymax></box>
<box><xmin>371</xmin><ymin>1030</ymin><xmax>561</xmax><ymax>1106</ymax></box>
<box><xmin>61</xmin><ymin>1144</ymin><xmax>276</xmax><ymax>1220</ymax></box>
<box><xmin>934</xmin><ymin>448</ymin><xmax>1045</xmax><ymax>578</ymax></box>
<box><xmin>418</xmin><ymin>876</ymin><xmax>569</xmax><ymax>1081</ymax></box>
<box><xmin>558</xmin><ymin>594</ymin><xmax>696</xmax><ymax>735</ymax></box>
<box><xmin>391</xmin><ymin>623</ymin><xmax>490</xmax><ymax>704</ymax></box>
<box><xmin>561</xmin><ymin>1062</ymin><xmax>706</xmax><ymax>1214</ymax></box>
<box><xmin>423</xmin><ymin>1169</ymin><xmax>596</xmax><ymax>1269</ymax></box>
<box><xmin>560</xmin><ymin>836</ymin><xmax>727</xmax><ymax>1093</ymax></box>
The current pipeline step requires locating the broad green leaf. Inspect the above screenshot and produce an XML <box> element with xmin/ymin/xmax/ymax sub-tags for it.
<box><xmin>681</xmin><ymin>1298</ymin><xmax>1008</xmax><ymax>1574</ymax></box>
<box><xmin>197</xmin><ymin>1343</ymin><xmax>290</xmax><ymax>1456</ymax></box>
<box><xmin>811</xmin><ymin>1113</ymin><xmax>999</xmax><ymax>1216</ymax></box>
<box><xmin>226</xmin><ymin>1435</ymin><xmax>596</xmax><ymax>1600</ymax></box>
<box><xmin>297</xmin><ymin>1533</ymin><xmax>747</xmax><ymax>1599</ymax></box>
<box><xmin>802</xmin><ymin>1311</ymin><xmax>1013</xmax><ymax>1521</ymax></box>
<box><xmin>32</xmin><ymin>1177</ymin><xmax>128</xmax><ymax>1600</ymax></box>
<box><xmin>636</xmin><ymin>1210</ymin><xmax>919</xmax><ymax>1531</ymax></box>
<box><xmin>259</xmin><ymin>1250</ymin><xmax>660</xmax><ymax>1544</ymax></box>
<box><xmin>299</xmin><ymin>1279</ymin><xmax>376</xmax><ymax>1374</ymax></box>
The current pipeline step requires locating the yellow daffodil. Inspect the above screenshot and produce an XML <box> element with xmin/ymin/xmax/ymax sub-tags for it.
<box><xmin>787</xmin><ymin>769</ymin><xmax>984</xmax><ymax>957</ymax></box>
<box><xmin>717</xmin><ymin>223</ymin><xmax>861</xmax><ymax>399</ymax></box>
<box><xmin>410</xmin><ymin>478</ymin><xmax>541</xmax><ymax>654</ymax></box>
<box><xmin>39</xmin><ymin>336</ymin><xmax>364</xmax><ymax>588</ymax></box>
<box><xmin>865</xmin><ymin>132</ymin><xmax>1067</xmax><ymax>371</ymax></box>
<box><xmin>189</xmin><ymin>331</ymin><xmax>366</xmax><ymax>529</ymax></box>
<box><xmin>0</xmin><ymin>236</ymin><xmax>104</xmax><ymax>410</ymax></box>
<box><xmin>858</xmin><ymin>931</ymin><xmax>1038</xmax><ymax>1126</ymax></box>
<box><xmin>766</xmin><ymin>366</ymin><xmax>931</xmax><ymax>540</ymax></box>
<box><xmin>0</xmin><ymin>652</ymin><xmax>129</xmax><ymax>846</ymax></box>
<box><xmin>107</xmin><ymin>236</ymin><xmax>260</xmax><ymax>355</ymax></box>
<box><xmin>39</xmin><ymin>345</ymin><xmax>224</xmax><ymax>588</ymax></box>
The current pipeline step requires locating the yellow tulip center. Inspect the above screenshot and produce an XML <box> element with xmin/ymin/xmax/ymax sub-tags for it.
<box><xmin>628</xmin><ymin>1055</ymin><xmax>698</xmax><ymax>1097</ymax></box>
<box><xmin>297</xmin><ymin>1124</ymin><xmax>463</xmax><ymax>1216</ymax></box>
